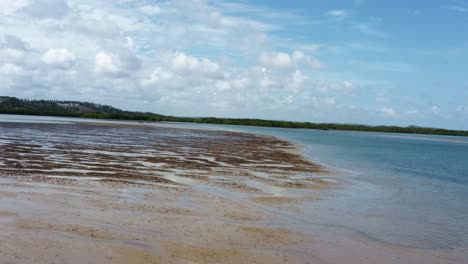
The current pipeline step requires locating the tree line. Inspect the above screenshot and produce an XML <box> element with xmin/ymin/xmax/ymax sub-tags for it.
<box><xmin>1</xmin><ymin>96</ymin><xmax>467</xmax><ymax>137</ymax></box>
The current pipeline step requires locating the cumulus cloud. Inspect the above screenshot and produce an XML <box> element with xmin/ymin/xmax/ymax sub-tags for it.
<box><xmin>259</xmin><ymin>50</ymin><xmax>322</xmax><ymax>69</ymax></box>
<box><xmin>169</xmin><ymin>52</ymin><xmax>220</xmax><ymax>77</ymax></box>
<box><xmin>41</xmin><ymin>48</ymin><xmax>76</xmax><ymax>69</ymax></box>
<box><xmin>292</xmin><ymin>50</ymin><xmax>323</xmax><ymax>68</ymax></box>
<box><xmin>289</xmin><ymin>70</ymin><xmax>308</xmax><ymax>93</ymax></box>
<box><xmin>141</xmin><ymin>52</ymin><xmax>225</xmax><ymax>92</ymax></box>
<box><xmin>94</xmin><ymin>49</ymin><xmax>141</xmax><ymax>78</ymax></box>
<box><xmin>432</xmin><ymin>106</ymin><xmax>441</xmax><ymax>114</ymax></box>
<box><xmin>215</xmin><ymin>78</ymin><xmax>248</xmax><ymax>92</ymax></box>
<box><xmin>142</xmin><ymin>68</ymin><xmax>173</xmax><ymax>85</ymax></box>
<box><xmin>259</xmin><ymin>52</ymin><xmax>292</xmax><ymax>68</ymax></box>
<box><xmin>94</xmin><ymin>52</ymin><xmax>122</xmax><ymax>77</ymax></box>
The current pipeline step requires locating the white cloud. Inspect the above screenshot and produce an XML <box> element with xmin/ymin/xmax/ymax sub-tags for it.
<box><xmin>260</xmin><ymin>50</ymin><xmax>322</xmax><ymax>69</ymax></box>
<box><xmin>141</xmin><ymin>52</ymin><xmax>225</xmax><ymax>92</ymax></box>
<box><xmin>292</xmin><ymin>50</ymin><xmax>323</xmax><ymax>68</ymax></box>
<box><xmin>141</xmin><ymin>67</ymin><xmax>174</xmax><ymax>86</ymax></box>
<box><xmin>94</xmin><ymin>52</ymin><xmax>122</xmax><ymax>77</ymax></box>
<box><xmin>327</xmin><ymin>9</ymin><xmax>350</xmax><ymax>19</ymax></box>
<box><xmin>289</xmin><ymin>70</ymin><xmax>308</xmax><ymax>93</ymax></box>
<box><xmin>169</xmin><ymin>52</ymin><xmax>220</xmax><ymax>76</ymax></box>
<box><xmin>93</xmin><ymin>48</ymin><xmax>140</xmax><ymax>78</ymax></box>
<box><xmin>319</xmin><ymin>80</ymin><xmax>354</xmax><ymax>93</ymax></box>
<box><xmin>259</xmin><ymin>52</ymin><xmax>292</xmax><ymax>68</ymax></box>
<box><xmin>432</xmin><ymin>106</ymin><xmax>441</xmax><ymax>114</ymax></box>
<box><xmin>208</xmin><ymin>11</ymin><xmax>275</xmax><ymax>31</ymax></box>
<box><xmin>41</xmin><ymin>48</ymin><xmax>76</xmax><ymax>69</ymax></box>
<box><xmin>215</xmin><ymin>78</ymin><xmax>249</xmax><ymax>92</ymax></box>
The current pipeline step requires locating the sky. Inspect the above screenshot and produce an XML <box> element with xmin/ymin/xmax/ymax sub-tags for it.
<box><xmin>0</xmin><ymin>0</ymin><xmax>467</xmax><ymax>129</ymax></box>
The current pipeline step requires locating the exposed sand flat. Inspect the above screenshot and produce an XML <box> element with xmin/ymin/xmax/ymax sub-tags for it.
<box><xmin>0</xmin><ymin>122</ymin><xmax>466</xmax><ymax>264</ymax></box>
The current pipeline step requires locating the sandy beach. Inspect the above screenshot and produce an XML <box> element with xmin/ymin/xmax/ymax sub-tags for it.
<box><xmin>0</xmin><ymin>121</ymin><xmax>465</xmax><ymax>263</ymax></box>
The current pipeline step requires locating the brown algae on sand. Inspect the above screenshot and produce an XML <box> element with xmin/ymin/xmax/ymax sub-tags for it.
<box><xmin>0</xmin><ymin>121</ymin><xmax>330</xmax><ymax>263</ymax></box>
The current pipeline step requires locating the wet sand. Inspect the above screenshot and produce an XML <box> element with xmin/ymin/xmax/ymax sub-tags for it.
<box><xmin>0</xmin><ymin>121</ymin><xmax>466</xmax><ymax>263</ymax></box>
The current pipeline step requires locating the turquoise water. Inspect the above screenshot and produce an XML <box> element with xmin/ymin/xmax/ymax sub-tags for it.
<box><xmin>1</xmin><ymin>115</ymin><xmax>467</xmax><ymax>251</ymax></box>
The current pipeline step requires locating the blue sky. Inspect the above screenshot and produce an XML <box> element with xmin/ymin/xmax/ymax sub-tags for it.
<box><xmin>0</xmin><ymin>0</ymin><xmax>467</xmax><ymax>129</ymax></box>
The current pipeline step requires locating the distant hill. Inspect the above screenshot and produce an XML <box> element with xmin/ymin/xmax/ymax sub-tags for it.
<box><xmin>0</xmin><ymin>96</ymin><xmax>123</xmax><ymax>114</ymax></box>
<box><xmin>1</xmin><ymin>96</ymin><xmax>467</xmax><ymax>137</ymax></box>
<box><xmin>0</xmin><ymin>96</ymin><xmax>165</xmax><ymax>120</ymax></box>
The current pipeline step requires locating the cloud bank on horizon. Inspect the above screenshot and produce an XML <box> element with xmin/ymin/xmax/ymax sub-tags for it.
<box><xmin>0</xmin><ymin>0</ymin><xmax>467</xmax><ymax>129</ymax></box>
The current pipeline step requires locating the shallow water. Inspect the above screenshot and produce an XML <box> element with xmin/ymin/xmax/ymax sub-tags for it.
<box><xmin>167</xmin><ymin>123</ymin><xmax>468</xmax><ymax>250</ymax></box>
<box><xmin>1</xmin><ymin>114</ymin><xmax>467</xmax><ymax>254</ymax></box>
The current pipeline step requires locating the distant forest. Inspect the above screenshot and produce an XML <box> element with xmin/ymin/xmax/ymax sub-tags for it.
<box><xmin>1</xmin><ymin>96</ymin><xmax>467</xmax><ymax>137</ymax></box>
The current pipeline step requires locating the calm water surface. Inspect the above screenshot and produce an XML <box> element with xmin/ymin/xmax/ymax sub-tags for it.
<box><xmin>2</xmin><ymin>115</ymin><xmax>468</xmax><ymax>251</ymax></box>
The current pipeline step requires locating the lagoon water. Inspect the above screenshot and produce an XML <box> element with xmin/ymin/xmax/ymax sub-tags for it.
<box><xmin>2</xmin><ymin>114</ymin><xmax>468</xmax><ymax>252</ymax></box>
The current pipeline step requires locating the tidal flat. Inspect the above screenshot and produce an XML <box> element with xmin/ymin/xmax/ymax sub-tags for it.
<box><xmin>0</xmin><ymin>119</ymin><xmax>466</xmax><ymax>263</ymax></box>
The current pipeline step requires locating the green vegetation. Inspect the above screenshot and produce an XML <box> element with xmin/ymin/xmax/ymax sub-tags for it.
<box><xmin>1</xmin><ymin>96</ymin><xmax>467</xmax><ymax>136</ymax></box>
